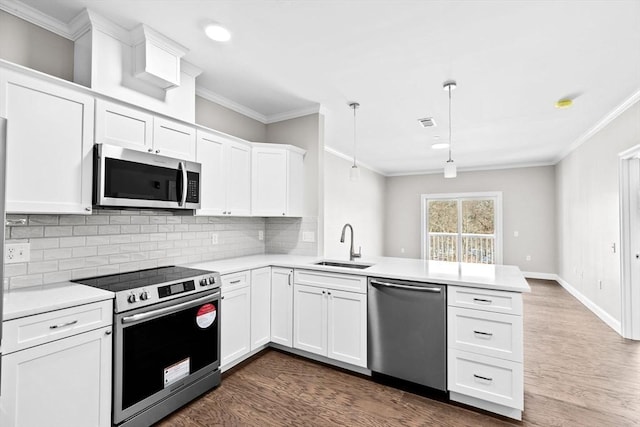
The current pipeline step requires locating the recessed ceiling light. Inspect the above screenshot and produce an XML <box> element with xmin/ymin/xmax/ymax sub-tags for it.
<box><xmin>205</xmin><ymin>24</ymin><xmax>231</xmax><ymax>42</ymax></box>
<box><xmin>555</xmin><ymin>98</ymin><xmax>573</xmax><ymax>109</ymax></box>
<box><xmin>432</xmin><ymin>142</ymin><xmax>450</xmax><ymax>150</ymax></box>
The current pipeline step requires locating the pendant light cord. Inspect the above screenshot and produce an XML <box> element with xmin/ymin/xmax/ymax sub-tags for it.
<box><xmin>447</xmin><ymin>85</ymin><xmax>452</xmax><ymax>163</ymax></box>
<box><xmin>353</xmin><ymin>104</ymin><xmax>357</xmax><ymax>167</ymax></box>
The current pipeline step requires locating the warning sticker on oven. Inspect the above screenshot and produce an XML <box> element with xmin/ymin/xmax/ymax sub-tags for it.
<box><xmin>164</xmin><ymin>358</ymin><xmax>190</xmax><ymax>388</ymax></box>
<box><xmin>196</xmin><ymin>303</ymin><xmax>217</xmax><ymax>329</ymax></box>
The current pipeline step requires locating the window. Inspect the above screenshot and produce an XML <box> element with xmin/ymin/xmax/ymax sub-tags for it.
<box><xmin>421</xmin><ymin>192</ymin><xmax>502</xmax><ymax>264</ymax></box>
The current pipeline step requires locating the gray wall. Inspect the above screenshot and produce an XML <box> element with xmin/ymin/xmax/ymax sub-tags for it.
<box><xmin>384</xmin><ymin>166</ymin><xmax>557</xmax><ymax>274</ymax></box>
<box><xmin>556</xmin><ymin>101</ymin><xmax>640</xmax><ymax>322</ymax></box>
<box><xmin>0</xmin><ymin>10</ymin><xmax>74</xmax><ymax>81</ymax></box>
<box><xmin>195</xmin><ymin>95</ymin><xmax>267</xmax><ymax>141</ymax></box>
<box><xmin>324</xmin><ymin>152</ymin><xmax>386</xmax><ymax>260</ymax></box>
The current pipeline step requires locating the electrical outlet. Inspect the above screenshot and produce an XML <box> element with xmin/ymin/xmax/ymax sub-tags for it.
<box><xmin>5</xmin><ymin>242</ymin><xmax>30</xmax><ymax>264</ymax></box>
<box><xmin>302</xmin><ymin>231</ymin><xmax>315</xmax><ymax>243</ymax></box>
<box><xmin>525</xmin><ymin>255</ymin><xmax>531</xmax><ymax>261</ymax></box>
<box><xmin>258</xmin><ymin>230</ymin><xmax>264</xmax><ymax>241</ymax></box>
<box><xmin>513</xmin><ymin>231</ymin><xmax>519</xmax><ymax>237</ymax></box>
<box><xmin>211</xmin><ymin>233</ymin><xmax>218</xmax><ymax>245</ymax></box>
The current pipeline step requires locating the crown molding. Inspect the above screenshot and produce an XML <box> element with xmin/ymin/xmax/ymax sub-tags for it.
<box><xmin>130</xmin><ymin>23</ymin><xmax>188</xmax><ymax>56</ymax></box>
<box><xmin>265</xmin><ymin>105</ymin><xmax>323</xmax><ymax>124</ymax></box>
<box><xmin>180</xmin><ymin>60</ymin><xmax>202</xmax><ymax>78</ymax></box>
<box><xmin>324</xmin><ymin>146</ymin><xmax>387</xmax><ymax>176</ymax></box>
<box><xmin>0</xmin><ymin>0</ymin><xmax>72</xmax><ymax>39</ymax></box>
<box><xmin>195</xmin><ymin>87</ymin><xmax>268</xmax><ymax>123</ymax></box>
<box><xmin>555</xmin><ymin>89</ymin><xmax>640</xmax><ymax>164</ymax></box>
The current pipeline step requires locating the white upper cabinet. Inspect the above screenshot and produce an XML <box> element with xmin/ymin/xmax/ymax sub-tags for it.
<box><xmin>95</xmin><ymin>99</ymin><xmax>196</xmax><ymax>161</ymax></box>
<box><xmin>153</xmin><ymin>116</ymin><xmax>196</xmax><ymax>161</ymax></box>
<box><xmin>196</xmin><ymin>129</ymin><xmax>251</xmax><ymax>216</ymax></box>
<box><xmin>251</xmin><ymin>144</ymin><xmax>304</xmax><ymax>217</ymax></box>
<box><xmin>0</xmin><ymin>69</ymin><xmax>94</xmax><ymax>214</ymax></box>
<box><xmin>94</xmin><ymin>99</ymin><xmax>153</xmax><ymax>151</ymax></box>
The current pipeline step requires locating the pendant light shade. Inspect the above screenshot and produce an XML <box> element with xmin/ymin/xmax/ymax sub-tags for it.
<box><xmin>349</xmin><ymin>102</ymin><xmax>360</xmax><ymax>182</ymax></box>
<box><xmin>443</xmin><ymin>80</ymin><xmax>457</xmax><ymax>179</ymax></box>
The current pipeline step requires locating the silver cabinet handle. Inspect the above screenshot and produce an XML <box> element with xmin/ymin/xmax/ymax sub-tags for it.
<box><xmin>148</xmin><ymin>148</ymin><xmax>153</xmax><ymax>153</ymax></box>
<box><xmin>473</xmin><ymin>330</ymin><xmax>493</xmax><ymax>337</ymax></box>
<box><xmin>105</xmin><ymin>330</ymin><xmax>112</xmax><ymax>336</ymax></box>
<box><xmin>155</xmin><ymin>149</ymin><xmax>160</xmax><ymax>154</ymax></box>
<box><xmin>178</xmin><ymin>161</ymin><xmax>188</xmax><ymax>207</ymax></box>
<box><xmin>229</xmin><ymin>279</ymin><xmax>241</xmax><ymax>284</ymax></box>
<box><xmin>49</xmin><ymin>320</ymin><xmax>78</xmax><ymax>329</ymax></box>
<box><xmin>122</xmin><ymin>292</ymin><xmax>219</xmax><ymax>325</ymax></box>
<box><xmin>473</xmin><ymin>298</ymin><xmax>493</xmax><ymax>304</ymax></box>
<box><xmin>370</xmin><ymin>280</ymin><xmax>441</xmax><ymax>293</ymax></box>
<box><xmin>288</xmin><ymin>272</ymin><xmax>292</xmax><ymax>286</ymax></box>
<box><xmin>473</xmin><ymin>374</ymin><xmax>493</xmax><ymax>382</ymax></box>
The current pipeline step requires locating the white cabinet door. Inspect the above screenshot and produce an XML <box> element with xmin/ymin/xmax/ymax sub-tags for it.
<box><xmin>0</xmin><ymin>70</ymin><xmax>94</xmax><ymax>214</ymax></box>
<box><xmin>95</xmin><ymin>99</ymin><xmax>153</xmax><ymax>151</ymax></box>
<box><xmin>252</xmin><ymin>146</ymin><xmax>287</xmax><ymax>216</ymax></box>
<box><xmin>270</xmin><ymin>267</ymin><xmax>293</xmax><ymax>347</ymax></box>
<box><xmin>196</xmin><ymin>130</ymin><xmax>251</xmax><ymax>216</ymax></box>
<box><xmin>221</xmin><ymin>285</ymin><xmax>251</xmax><ymax>367</ymax></box>
<box><xmin>293</xmin><ymin>283</ymin><xmax>327</xmax><ymax>356</ymax></box>
<box><xmin>226</xmin><ymin>140</ymin><xmax>251</xmax><ymax>216</ymax></box>
<box><xmin>327</xmin><ymin>289</ymin><xmax>367</xmax><ymax>367</ymax></box>
<box><xmin>250</xmin><ymin>267</ymin><xmax>271</xmax><ymax>350</ymax></box>
<box><xmin>196</xmin><ymin>130</ymin><xmax>226</xmax><ymax>215</ymax></box>
<box><xmin>0</xmin><ymin>326</ymin><xmax>112</xmax><ymax>427</ymax></box>
<box><xmin>153</xmin><ymin>117</ymin><xmax>196</xmax><ymax>161</ymax></box>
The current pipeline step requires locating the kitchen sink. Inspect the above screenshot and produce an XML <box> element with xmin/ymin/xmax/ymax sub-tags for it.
<box><xmin>314</xmin><ymin>261</ymin><xmax>373</xmax><ymax>269</ymax></box>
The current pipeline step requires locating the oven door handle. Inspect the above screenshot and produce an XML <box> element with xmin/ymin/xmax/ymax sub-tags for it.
<box><xmin>121</xmin><ymin>292</ymin><xmax>220</xmax><ymax>325</ymax></box>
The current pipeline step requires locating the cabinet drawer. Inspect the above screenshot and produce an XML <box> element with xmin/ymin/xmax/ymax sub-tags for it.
<box><xmin>448</xmin><ymin>307</ymin><xmax>522</xmax><ymax>362</ymax></box>
<box><xmin>294</xmin><ymin>269</ymin><xmax>366</xmax><ymax>293</ymax></box>
<box><xmin>448</xmin><ymin>349</ymin><xmax>523</xmax><ymax>410</ymax></box>
<box><xmin>448</xmin><ymin>286</ymin><xmax>522</xmax><ymax>315</ymax></box>
<box><xmin>221</xmin><ymin>271</ymin><xmax>250</xmax><ymax>292</ymax></box>
<box><xmin>2</xmin><ymin>300</ymin><xmax>113</xmax><ymax>354</ymax></box>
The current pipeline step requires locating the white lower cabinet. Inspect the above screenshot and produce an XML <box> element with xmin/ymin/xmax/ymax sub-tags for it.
<box><xmin>220</xmin><ymin>271</ymin><xmax>251</xmax><ymax>369</ymax></box>
<box><xmin>251</xmin><ymin>267</ymin><xmax>271</xmax><ymax>350</ymax></box>
<box><xmin>0</xmin><ymin>301</ymin><xmax>113</xmax><ymax>427</ymax></box>
<box><xmin>447</xmin><ymin>285</ymin><xmax>524</xmax><ymax>420</ymax></box>
<box><xmin>270</xmin><ymin>267</ymin><xmax>294</xmax><ymax>347</ymax></box>
<box><xmin>293</xmin><ymin>270</ymin><xmax>367</xmax><ymax>368</ymax></box>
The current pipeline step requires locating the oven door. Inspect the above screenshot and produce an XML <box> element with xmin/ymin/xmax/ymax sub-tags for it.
<box><xmin>113</xmin><ymin>289</ymin><xmax>220</xmax><ymax>424</ymax></box>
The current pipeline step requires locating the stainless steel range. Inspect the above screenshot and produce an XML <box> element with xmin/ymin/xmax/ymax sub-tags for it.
<box><xmin>73</xmin><ymin>266</ymin><xmax>221</xmax><ymax>427</ymax></box>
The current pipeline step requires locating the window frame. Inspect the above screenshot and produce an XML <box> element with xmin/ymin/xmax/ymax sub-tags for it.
<box><xmin>420</xmin><ymin>192</ymin><xmax>503</xmax><ymax>264</ymax></box>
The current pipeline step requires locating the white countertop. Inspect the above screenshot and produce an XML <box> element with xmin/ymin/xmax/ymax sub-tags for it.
<box><xmin>190</xmin><ymin>255</ymin><xmax>531</xmax><ymax>293</ymax></box>
<box><xmin>2</xmin><ymin>281</ymin><xmax>114</xmax><ymax>321</ymax></box>
<box><xmin>1</xmin><ymin>255</ymin><xmax>529</xmax><ymax>322</ymax></box>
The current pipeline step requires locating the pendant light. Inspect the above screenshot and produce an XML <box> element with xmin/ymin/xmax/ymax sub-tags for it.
<box><xmin>349</xmin><ymin>102</ymin><xmax>360</xmax><ymax>181</ymax></box>
<box><xmin>443</xmin><ymin>80</ymin><xmax>457</xmax><ymax>178</ymax></box>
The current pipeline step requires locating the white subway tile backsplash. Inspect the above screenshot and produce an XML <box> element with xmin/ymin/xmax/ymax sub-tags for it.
<box><xmin>6</xmin><ymin>211</ymin><xmax>316</xmax><ymax>289</ymax></box>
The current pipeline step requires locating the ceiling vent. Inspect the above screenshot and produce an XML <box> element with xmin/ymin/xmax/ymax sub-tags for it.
<box><xmin>418</xmin><ymin>117</ymin><xmax>436</xmax><ymax>128</ymax></box>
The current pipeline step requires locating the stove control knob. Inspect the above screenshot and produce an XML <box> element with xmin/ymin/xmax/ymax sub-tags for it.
<box><xmin>139</xmin><ymin>290</ymin><xmax>149</xmax><ymax>301</ymax></box>
<box><xmin>208</xmin><ymin>276</ymin><xmax>215</xmax><ymax>285</ymax></box>
<box><xmin>200</xmin><ymin>278</ymin><xmax>207</xmax><ymax>287</ymax></box>
<box><xmin>127</xmin><ymin>293</ymin><xmax>138</xmax><ymax>303</ymax></box>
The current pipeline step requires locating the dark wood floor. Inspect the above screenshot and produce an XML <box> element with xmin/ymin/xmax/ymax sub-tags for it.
<box><xmin>157</xmin><ymin>279</ymin><xmax>640</xmax><ymax>426</ymax></box>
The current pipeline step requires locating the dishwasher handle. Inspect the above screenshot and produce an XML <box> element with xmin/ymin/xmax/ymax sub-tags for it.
<box><xmin>370</xmin><ymin>279</ymin><xmax>442</xmax><ymax>293</ymax></box>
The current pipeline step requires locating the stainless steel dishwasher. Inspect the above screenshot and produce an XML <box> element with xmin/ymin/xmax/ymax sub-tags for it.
<box><xmin>368</xmin><ymin>277</ymin><xmax>446</xmax><ymax>391</ymax></box>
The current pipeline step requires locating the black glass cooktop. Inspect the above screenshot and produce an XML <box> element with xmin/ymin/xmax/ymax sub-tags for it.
<box><xmin>72</xmin><ymin>266</ymin><xmax>214</xmax><ymax>293</ymax></box>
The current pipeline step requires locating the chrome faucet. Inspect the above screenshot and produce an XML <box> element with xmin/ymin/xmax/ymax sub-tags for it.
<box><xmin>340</xmin><ymin>223</ymin><xmax>361</xmax><ymax>261</ymax></box>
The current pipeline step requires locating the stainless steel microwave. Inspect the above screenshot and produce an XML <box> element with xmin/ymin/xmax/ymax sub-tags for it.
<box><xmin>94</xmin><ymin>144</ymin><xmax>201</xmax><ymax>210</ymax></box>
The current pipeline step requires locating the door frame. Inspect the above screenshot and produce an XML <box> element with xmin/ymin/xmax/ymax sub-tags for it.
<box><xmin>619</xmin><ymin>144</ymin><xmax>640</xmax><ymax>340</ymax></box>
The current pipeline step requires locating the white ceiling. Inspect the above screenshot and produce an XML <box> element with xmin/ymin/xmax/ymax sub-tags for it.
<box><xmin>13</xmin><ymin>0</ymin><xmax>640</xmax><ymax>175</ymax></box>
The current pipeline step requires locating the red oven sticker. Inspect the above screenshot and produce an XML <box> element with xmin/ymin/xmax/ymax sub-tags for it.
<box><xmin>196</xmin><ymin>303</ymin><xmax>216</xmax><ymax>329</ymax></box>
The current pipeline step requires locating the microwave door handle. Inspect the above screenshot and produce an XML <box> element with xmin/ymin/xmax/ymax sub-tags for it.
<box><xmin>178</xmin><ymin>161</ymin><xmax>188</xmax><ymax>207</ymax></box>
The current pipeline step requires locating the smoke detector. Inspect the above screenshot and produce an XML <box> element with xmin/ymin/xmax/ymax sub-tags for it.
<box><xmin>417</xmin><ymin>117</ymin><xmax>436</xmax><ymax>128</ymax></box>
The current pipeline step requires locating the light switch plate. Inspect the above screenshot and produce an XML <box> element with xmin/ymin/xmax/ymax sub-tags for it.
<box><xmin>302</xmin><ymin>231</ymin><xmax>315</xmax><ymax>243</ymax></box>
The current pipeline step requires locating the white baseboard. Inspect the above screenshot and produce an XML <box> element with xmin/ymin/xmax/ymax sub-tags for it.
<box><xmin>521</xmin><ymin>271</ymin><xmax>558</xmax><ymax>281</ymax></box>
<box><xmin>555</xmin><ymin>276</ymin><xmax>622</xmax><ymax>335</ymax></box>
